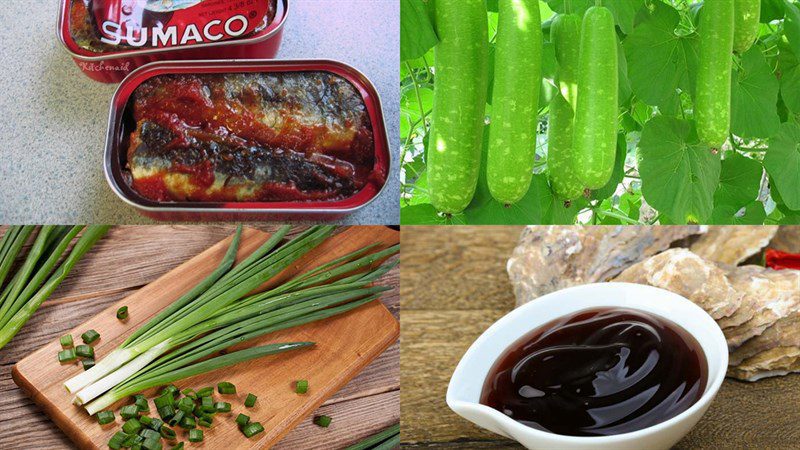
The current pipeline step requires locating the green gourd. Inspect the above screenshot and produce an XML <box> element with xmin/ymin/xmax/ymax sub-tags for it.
<box><xmin>733</xmin><ymin>0</ymin><xmax>761</xmax><ymax>54</ymax></box>
<box><xmin>486</xmin><ymin>0</ymin><xmax>543</xmax><ymax>205</ymax></box>
<box><xmin>427</xmin><ymin>0</ymin><xmax>489</xmax><ymax>214</ymax></box>
<box><xmin>696</xmin><ymin>0</ymin><xmax>734</xmax><ymax>148</ymax></box>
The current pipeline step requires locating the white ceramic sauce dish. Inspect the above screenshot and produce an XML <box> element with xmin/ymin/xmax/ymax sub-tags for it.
<box><xmin>447</xmin><ymin>282</ymin><xmax>728</xmax><ymax>450</ymax></box>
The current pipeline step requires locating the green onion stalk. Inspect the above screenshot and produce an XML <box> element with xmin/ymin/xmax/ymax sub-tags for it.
<box><xmin>65</xmin><ymin>225</ymin><xmax>399</xmax><ymax>416</ymax></box>
<box><xmin>0</xmin><ymin>225</ymin><xmax>110</xmax><ymax>350</ymax></box>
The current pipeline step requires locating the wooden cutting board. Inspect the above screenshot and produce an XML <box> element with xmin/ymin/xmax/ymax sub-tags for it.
<box><xmin>12</xmin><ymin>226</ymin><xmax>399</xmax><ymax>450</ymax></box>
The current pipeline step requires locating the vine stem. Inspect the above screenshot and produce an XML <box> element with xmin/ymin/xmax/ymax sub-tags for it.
<box><xmin>594</xmin><ymin>209</ymin><xmax>642</xmax><ymax>225</ymax></box>
<box><xmin>405</xmin><ymin>61</ymin><xmax>429</xmax><ymax>136</ymax></box>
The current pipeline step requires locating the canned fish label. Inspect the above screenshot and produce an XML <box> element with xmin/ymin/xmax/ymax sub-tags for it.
<box><xmin>69</xmin><ymin>0</ymin><xmax>276</xmax><ymax>53</ymax></box>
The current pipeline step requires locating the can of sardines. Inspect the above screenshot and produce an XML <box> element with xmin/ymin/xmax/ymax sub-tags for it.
<box><xmin>103</xmin><ymin>59</ymin><xmax>390</xmax><ymax>221</ymax></box>
<box><xmin>58</xmin><ymin>0</ymin><xmax>288</xmax><ymax>83</ymax></box>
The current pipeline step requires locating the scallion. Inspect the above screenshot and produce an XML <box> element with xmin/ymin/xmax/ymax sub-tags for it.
<box><xmin>108</xmin><ymin>431</ymin><xmax>128</xmax><ymax>450</ymax></box>
<box><xmin>122</xmin><ymin>417</ymin><xmax>142</xmax><ymax>434</ymax></box>
<box><xmin>170</xmin><ymin>443</ymin><xmax>184</xmax><ymax>450</ymax></box>
<box><xmin>82</xmin><ymin>358</ymin><xmax>95</xmax><ymax>370</ymax></box>
<box><xmin>344</xmin><ymin>424</ymin><xmax>400</xmax><ymax>450</ymax></box>
<box><xmin>200</xmin><ymin>396</ymin><xmax>214</xmax><ymax>413</ymax></box>
<box><xmin>242</xmin><ymin>422</ymin><xmax>264</xmax><ymax>438</ymax></box>
<box><xmin>198</xmin><ymin>417</ymin><xmax>212</xmax><ymax>428</ymax></box>
<box><xmin>313</xmin><ymin>415</ymin><xmax>332</xmax><ymax>428</ymax></box>
<box><xmin>134</xmin><ymin>394</ymin><xmax>150</xmax><ymax>413</ymax></box>
<box><xmin>120</xmin><ymin>404</ymin><xmax>139</xmax><ymax>420</ymax></box>
<box><xmin>188</xmin><ymin>428</ymin><xmax>204</xmax><ymax>442</ymax></box>
<box><xmin>217</xmin><ymin>381</ymin><xmax>236</xmax><ymax>395</ymax></box>
<box><xmin>96</xmin><ymin>410</ymin><xmax>115</xmax><ymax>425</ymax></box>
<box><xmin>75</xmin><ymin>344</ymin><xmax>94</xmax><ymax>358</ymax></box>
<box><xmin>196</xmin><ymin>386</ymin><xmax>213</xmax><ymax>397</ymax></box>
<box><xmin>235</xmin><ymin>413</ymin><xmax>249</xmax><ymax>427</ymax></box>
<box><xmin>244</xmin><ymin>393</ymin><xmax>257</xmax><ymax>408</ymax></box>
<box><xmin>160</xmin><ymin>426</ymin><xmax>176</xmax><ymax>440</ymax></box>
<box><xmin>168</xmin><ymin>410</ymin><xmax>184</xmax><ymax>427</ymax></box>
<box><xmin>178</xmin><ymin>397</ymin><xmax>194</xmax><ymax>413</ymax></box>
<box><xmin>116</xmin><ymin>306</ymin><xmax>129</xmax><ymax>321</ymax></box>
<box><xmin>60</xmin><ymin>334</ymin><xmax>73</xmax><ymax>348</ymax></box>
<box><xmin>62</xmin><ymin>226</ymin><xmax>397</xmax><ymax>421</ymax></box>
<box><xmin>214</xmin><ymin>402</ymin><xmax>231</xmax><ymax>413</ymax></box>
<box><xmin>180</xmin><ymin>388</ymin><xmax>196</xmax><ymax>399</ymax></box>
<box><xmin>295</xmin><ymin>379</ymin><xmax>308</xmax><ymax>394</ymax></box>
<box><xmin>58</xmin><ymin>348</ymin><xmax>77</xmax><ymax>363</ymax></box>
<box><xmin>81</xmin><ymin>329</ymin><xmax>100</xmax><ymax>344</ymax></box>
<box><xmin>179</xmin><ymin>415</ymin><xmax>196</xmax><ymax>429</ymax></box>
<box><xmin>0</xmin><ymin>226</ymin><xmax>109</xmax><ymax>350</ymax></box>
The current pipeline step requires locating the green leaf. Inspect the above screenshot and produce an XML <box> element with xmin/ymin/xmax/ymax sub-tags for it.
<box><xmin>623</xmin><ymin>1</ymin><xmax>698</xmax><ymax>112</ymax></box>
<box><xmin>780</xmin><ymin>64</ymin><xmax>800</xmax><ymax>114</ymax></box>
<box><xmin>605</xmin><ymin>0</ymin><xmax>646</xmax><ymax>35</ymax></box>
<box><xmin>784</xmin><ymin>0</ymin><xmax>800</xmax><ymax>58</ymax></box>
<box><xmin>711</xmin><ymin>201</ymin><xmax>767</xmax><ymax>224</ymax></box>
<box><xmin>637</xmin><ymin>116</ymin><xmax>721</xmax><ymax>223</ymax></box>
<box><xmin>731</xmin><ymin>48</ymin><xmax>781</xmax><ymax>139</ymax></box>
<box><xmin>400</xmin><ymin>204</ymin><xmax>448</xmax><ymax>225</ymax></box>
<box><xmin>400</xmin><ymin>0</ymin><xmax>438</xmax><ymax>62</ymax></box>
<box><xmin>714</xmin><ymin>152</ymin><xmax>763</xmax><ymax>209</ymax></box>
<box><xmin>761</xmin><ymin>0</ymin><xmax>786</xmax><ymax>22</ymax></box>
<box><xmin>764</xmin><ymin>122</ymin><xmax>800</xmax><ymax>210</ymax></box>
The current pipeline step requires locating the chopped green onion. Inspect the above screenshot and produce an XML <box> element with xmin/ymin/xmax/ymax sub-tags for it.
<box><xmin>160</xmin><ymin>426</ymin><xmax>176</xmax><ymax>440</ymax></box>
<box><xmin>180</xmin><ymin>388</ymin><xmax>196</xmax><ymax>399</ymax></box>
<box><xmin>148</xmin><ymin>418</ymin><xmax>164</xmax><ymax>431</ymax></box>
<box><xmin>96</xmin><ymin>410</ymin><xmax>115</xmax><ymax>425</ymax></box>
<box><xmin>235</xmin><ymin>413</ymin><xmax>250</xmax><ymax>427</ymax></box>
<box><xmin>142</xmin><ymin>434</ymin><xmax>161</xmax><ymax>450</ymax></box>
<box><xmin>168</xmin><ymin>410</ymin><xmax>184</xmax><ymax>426</ymax></box>
<box><xmin>178</xmin><ymin>397</ymin><xmax>194</xmax><ymax>413</ymax></box>
<box><xmin>242</xmin><ymin>422</ymin><xmax>264</xmax><ymax>438</ymax></box>
<box><xmin>82</xmin><ymin>358</ymin><xmax>95</xmax><ymax>370</ymax></box>
<box><xmin>117</xmin><ymin>306</ymin><xmax>129</xmax><ymax>321</ymax></box>
<box><xmin>295</xmin><ymin>379</ymin><xmax>308</xmax><ymax>394</ymax></box>
<box><xmin>313</xmin><ymin>415</ymin><xmax>332</xmax><ymax>428</ymax></box>
<box><xmin>198</xmin><ymin>417</ymin><xmax>212</xmax><ymax>428</ymax></box>
<box><xmin>188</xmin><ymin>429</ymin><xmax>204</xmax><ymax>442</ymax></box>
<box><xmin>134</xmin><ymin>394</ymin><xmax>150</xmax><ymax>413</ymax></box>
<box><xmin>107</xmin><ymin>431</ymin><xmax>128</xmax><ymax>450</ymax></box>
<box><xmin>122</xmin><ymin>417</ymin><xmax>142</xmax><ymax>434</ymax></box>
<box><xmin>140</xmin><ymin>429</ymin><xmax>159</xmax><ymax>440</ymax></box>
<box><xmin>81</xmin><ymin>329</ymin><xmax>100</xmax><ymax>344</ymax></box>
<box><xmin>169</xmin><ymin>443</ymin><xmax>184</xmax><ymax>450</ymax></box>
<box><xmin>197</xmin><ymin>386</ymin><xmax>213</xmax><ymax>397</ymax></box>
<box><xmin>244</xmin><ymin>393</ymin><xmax>257</xmax><ymax>408</ymax></box>
<box><xmin>160</xmin><ymin>385</ymin><xmax>178</xmax><ymax>397</ymax></box>
<box><xmin>214</xmin><ymin>402</ymin><xmax>231</xmax><ymax>413</ymax></box>
<box><xmin>153</xmin><ymin>394</ymin><xmax>172</xmax><ymax>409</ymax></box>
<box><xmin>120</xmin><ymin>404</ymin><xmax>139</xmax><ymax>420</ymax></box>
<box><xmin>139</xmin><ymin>415</ymin><xmax>152</xmax><ymax>426</ymax></box>
<box><xmin>200</xmin><ymin>396</ymin><xmax>214</xmax><ymax>412</ymax></box>
<box><xmin>58</xmin><ymin>348</ymin><xmax>77</xmax><ymax>363</ymax></box>
<box><xmin>157</xmin><ymin>404</ymin><xmax>175</xmax><ymax>420</ymax></box>
<box><xmin>60</xmin><ymin>334</ymin><xmax>73</xmax><ymax>348</ymax></box>
<box><xmin>179</xmin><ymin>415</ymin><xmax>196</xmax><ymax>429</ymax></box>
<box><xmin>75</xmin><ymin>344</ymin><xmax>94</xmax><ymax>358</ymax></box>
<box><xmin>217</xmin><ymin>381</ymin><xmax>236</xmax><ymax>394</ymax></box>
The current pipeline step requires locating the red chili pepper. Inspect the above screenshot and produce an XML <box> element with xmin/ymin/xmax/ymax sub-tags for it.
<box><xmin>765</xmin><ymin>249</ymin><xmax>800</xmax><ymax>271</ymax></box>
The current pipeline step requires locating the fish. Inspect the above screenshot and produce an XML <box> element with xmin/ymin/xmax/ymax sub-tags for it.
<box><xmin>126</xmin><ymin>71</ymin><xmax>375</xmax><ymax>203</ymax></box>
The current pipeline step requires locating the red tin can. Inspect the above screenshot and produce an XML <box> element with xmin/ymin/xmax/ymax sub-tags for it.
<box><xmin>104</xmin><ymin>59</ymin><xmax>391</xmax><ymax>222</ymax></box>
<box><xmin>57</xmin><ymin>0</ymin><xmax>289</xmax><ymax>83</ymax></box>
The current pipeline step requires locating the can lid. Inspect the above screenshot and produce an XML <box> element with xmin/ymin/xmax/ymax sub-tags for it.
<box><xmin>71</xmin><ymin>0</ymin><xmax>274</xmax><ymax>52</ymax></box>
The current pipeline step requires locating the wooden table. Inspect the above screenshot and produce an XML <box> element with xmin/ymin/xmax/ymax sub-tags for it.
<box><xmin>0</xmin><ymin>225</ymin><xmax>399</xmax><ymax>450</ymax></box>
<box><xmin>400</xmin><ymin>226</ymin><xmax>800</xmax><ymax>448</ymax></box>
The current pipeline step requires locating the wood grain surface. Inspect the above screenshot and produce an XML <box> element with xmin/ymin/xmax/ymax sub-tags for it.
<box><xmin>0</xmin><ymin>225</ymin><xmax>399</xmax><ymax>450</ymax></box>
<box><xmin>400</xmin><ymin>226</ymin><xmax>800</xmax><ymax>449</ymax></box>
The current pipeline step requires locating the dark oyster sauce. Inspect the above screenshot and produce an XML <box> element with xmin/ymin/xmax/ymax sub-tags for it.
<box><xmin>480</xmin><ymin>308</ymin><xmax>707</xmax><ymax>437</ymax></box>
